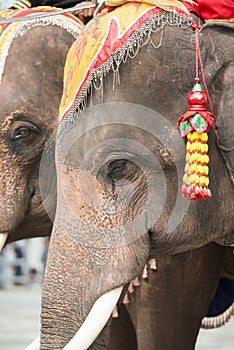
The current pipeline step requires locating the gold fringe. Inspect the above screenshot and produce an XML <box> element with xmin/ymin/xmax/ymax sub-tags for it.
<box><xmin>205</xmin><ymin>18</ymin><xmax>234</xmax><ymax>23</ymax></box>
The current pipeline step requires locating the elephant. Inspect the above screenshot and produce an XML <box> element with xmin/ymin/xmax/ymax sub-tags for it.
<box><xmin>0</xmin><ymin>7</ymin><xmax>83</xmax><ymax>248</ymax></box>
<box><xmin>36</xmin><ymin>2</ymin><xmax>234</xmax><ymax>349</ymax></box>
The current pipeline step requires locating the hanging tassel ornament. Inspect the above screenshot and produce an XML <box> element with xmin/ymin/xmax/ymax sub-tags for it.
<box><xmin>177</xmin><ymin>25</ymin><xmax>215</xmax><ymax>200</ymax></box>
<box><xmin>178</xmin><ymin>83</ymin><xmax>215</xmax><ymax>199</ymax></box>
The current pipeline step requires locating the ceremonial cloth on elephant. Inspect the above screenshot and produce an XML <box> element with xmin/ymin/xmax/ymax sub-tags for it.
<box><xmin>59</xmin><ymin>2</ymin><xmax>191</xmax><ymax>121</ymax></box>
<box><xmin>105</xmin><ymin>0</ymin><xmax>234</xmax><ymax>22</ymax></box>
<box><xmin>0</xmin><ymin>6</ymin><xmax>83</xmax><ymax>82</ymax></box>
<box><xmin>105</xmin><ymin>0</ymin><xmax>192</xmax><ymax>12</ymax></box>
<box><xmin>187</xmin><ymin>0</ymin><xmax>234</xmax><ymax>23</ymax></box>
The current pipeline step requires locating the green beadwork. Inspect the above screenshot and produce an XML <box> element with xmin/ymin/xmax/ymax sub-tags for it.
<box><xmin>191</xmin><ymin>113</ymin><xmax>207</xmax><ymax>131</ymax></box>
<box><xmin>181</xmin><ymin>120</ymin><xmax>192</xmax><ymax>133</ymax></box>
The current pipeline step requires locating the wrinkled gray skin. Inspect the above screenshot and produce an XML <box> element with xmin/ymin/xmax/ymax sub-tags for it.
<box><xmin>0</xmin><ymin>23</ymin><xmax>78</xmax><ymax>244</ymax></box>
<box><xmin>108</xmin><ymin>244</ymin><xmax>234</xmax><ymax>350</ymax></box>
<box><xmin>40</xmin><ymin>15</ymin><xmax>234</xmax><ymax>350</ymax></box>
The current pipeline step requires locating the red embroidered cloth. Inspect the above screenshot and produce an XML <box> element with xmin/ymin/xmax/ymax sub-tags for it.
<box><xmin>184</xmin><ymin>0</ymin><xmax>234</xmax><ymax>22</ymax></box>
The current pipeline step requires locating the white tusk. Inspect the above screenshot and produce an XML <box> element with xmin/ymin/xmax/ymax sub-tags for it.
<box><xmin>63</xmin><ymin>285</ymin><xmax>124</xmax><ymax>350</ymax></box>
<box><xmin>0</xmin><ymin>233</ymin><xmax>8</xmax><ymax>252</ymax></box>
<box><xmin>24</xmin><ymin>336</ymin><xmax>40</xmax><ymax>350</ymax></box>
<box><xmin>23</xmin><ymin>286</ymin><xmax>123</xmax><ymax>350</ymax></box>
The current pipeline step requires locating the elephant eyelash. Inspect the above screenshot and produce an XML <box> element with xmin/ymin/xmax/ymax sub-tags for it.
<box><xmin>107</xmin><ymin>159</ymin><xmax>128</xmax><ymax>178</ymax></box>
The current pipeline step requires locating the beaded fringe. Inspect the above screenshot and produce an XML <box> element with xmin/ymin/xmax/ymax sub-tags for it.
<box><xmin>112</xmin><ymin>261</ymin><xmax>234</xmax><ymax>331</ymax></box>
<box><xmin>112</xmin><ymin>259</ymin><xmax>157</xmax><ymax>318</ymax></box>
<box><xmin>58</xmin><ymin>10</ymin><xmax>191</xmax><ymax>140</ymax></box>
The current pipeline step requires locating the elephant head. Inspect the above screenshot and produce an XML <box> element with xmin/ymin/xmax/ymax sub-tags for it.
<box><xmin>39</xmin><ymin>4</ymin><xmax>234</xmax><ymax>349</ymax></box>
<box><xmin>0</xmin><ymin>9</ymin><xmax>83</xmax><ymax>248</ymax></box>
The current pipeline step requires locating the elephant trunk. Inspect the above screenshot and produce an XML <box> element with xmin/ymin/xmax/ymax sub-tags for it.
<box><xmin>40</xmin><ymin>224</ymin><xmax>149</xmax><ymax>349</ymax></box>
<box><xmin>40</xmin><ymin>229</ymin><xmax>96</xmax><ymax>348</ymax></box>
<box><xmin>0</xmin><ymin>164</ymin><xmax>30</xmax><ymax>232</ymax></box>
<box><xmin>40</xmin><ymin>229</ymin><xmax>121</xmax><ymax>349</ymax></box>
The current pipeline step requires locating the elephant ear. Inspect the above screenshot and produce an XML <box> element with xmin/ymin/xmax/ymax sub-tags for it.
<box><xmin>206</xmin><ymin>23</ymin><xmax>234</xmax><ymax>184</ymax></box>
<box><xmin>216</xmin><ymin>62</ymin><xmax>234</xmax><ymax>184</ymax></box>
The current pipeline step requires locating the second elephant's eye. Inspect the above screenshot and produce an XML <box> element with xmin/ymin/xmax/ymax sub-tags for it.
<box><xmin>13</xmin><ymin>126</ymin><xmax>31</xmax><ymax>140</ymax></box>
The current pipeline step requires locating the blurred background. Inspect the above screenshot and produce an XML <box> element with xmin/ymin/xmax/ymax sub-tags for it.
<box><xmin>0</xmin><ymin>237</ymin><xmax>233</xmax><ymax>349</ymax></box>
<box><xmin>0</xmin><ymin>0</ymin><xmax>233</xmax><ymax>348</ymax></box>
<box><xmin>0</xmin><ymin>0</ymin><xmax>13</xmax><ymax>9</ymax></box>
<box><xmin>0</xmin><ymin>237</ymin><xmax>49</xmax><ymax>290</ymax></box>
<box><xmin>0</xmin><ymin>237</ymin><xmax>49</xmax><ymax>349</ymax></box>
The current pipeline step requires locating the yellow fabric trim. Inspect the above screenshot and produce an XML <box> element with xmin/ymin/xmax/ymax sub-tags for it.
<box><xmin>12</xmin><ymin>4</ymin><xmax>23</xmax><ymax>9</ymax></box>
<box><xmin>105</xmin><ymin>0</ymin><xmax>193</xmax><ymax>13</ymax></box>
<box><xmin>0</xmin><ymin>7</ymin><xmax>83</xmax><ymax>84</ymax></box>
<box><xmin>60</xmin><ymin>2</ymin><xmax>194</xmax><ymax>119</ymax></box>
<box><xmin>205</xmin><ymin>18</ymin><xmax>234</xmax><ymax>23</ymax></box>
<box><xmin>11</xmin><ymin>0</ymin><xmax>32</xmax><ymax>9</ymax></box>
<box><xmin>60</xmin><ymin>2</ymin><xmax>157</xmax><ymax>118</ymax></box>
<box><xmin>20</xmin><ymin>0</ymin><xmax>32</xmax><ymax>7</ymax></box>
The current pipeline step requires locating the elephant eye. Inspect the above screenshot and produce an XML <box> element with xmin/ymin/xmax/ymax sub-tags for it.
<box><xmin>107</xmin><ymin>159</ymin><xmax>128</xmax><ymax>180</ymax></box>
<box><xmin>13</xmin><ymin>126</ymin><xmax>31</xmax><ymax>140</ymax></box>
<box><xmin>8</xmin><ymin>119</ymin><xmax>43</xmax><ymax>156</ymax></box>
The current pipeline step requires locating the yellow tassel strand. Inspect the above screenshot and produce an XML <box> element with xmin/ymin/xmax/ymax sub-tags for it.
<box><xmin>178</xmin><ymin>83</ymin><xmax>215</xmax><ymax>200</ymax></box>
<box><xmin>181</xmin><ymin>131</ymin><xmax>211</xmax><ymax>199</ymax></box>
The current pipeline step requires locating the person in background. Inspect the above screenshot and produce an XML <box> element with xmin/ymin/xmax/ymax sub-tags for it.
<box><xmin>0</xmin><ymin>248</ymin><xmax>7</xmax><ymax>289</ymax></box>
<box><xmin>41</xmin><ymin>237</ymin><xmax>50</xmax><ymax>275</ymax></box>
<box><xmin>9</xmin><ymin>0</ymin><xmax>96</xmax><ymax>23</ymax></box>
<box><xmin>12</xmin><ymin>240</ymin><xmax>26</xmax><ymax>285</ymax></box>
